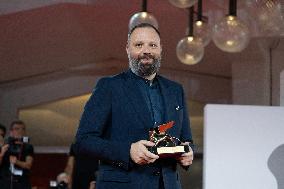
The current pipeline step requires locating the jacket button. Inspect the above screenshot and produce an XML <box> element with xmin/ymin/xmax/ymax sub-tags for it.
<box><xmin>118</xmin><ymin>162</ymin><xmax>123</xmax><ymax>167</ymax></box>
<box><xmin>153</xmin><ymin>171</ymin><xmax>160</xmax><ymax>176</ymax></box>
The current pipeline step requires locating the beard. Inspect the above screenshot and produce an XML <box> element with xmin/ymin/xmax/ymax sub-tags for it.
<box><xmin>128</xmin><ymin>54</ymin><xmax>161</xmax><ymax>77</ymax></box>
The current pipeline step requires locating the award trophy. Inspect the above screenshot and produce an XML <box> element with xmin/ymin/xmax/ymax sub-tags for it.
<box><xmin>148</xmin><ymin>121</ymin><xmax>191</xmax><ymax>158</ymax></box>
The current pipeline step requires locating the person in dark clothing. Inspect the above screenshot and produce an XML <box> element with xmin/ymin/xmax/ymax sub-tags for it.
<box><xmin>64</xmin><ymin>144</ymin><xmax>98</xmax><ymax>189</ymax></box>
<box><xmin>0</xmin><ymin>123</ymin><xmax>6</xmax><ymax>138</ymax></box>
<box><xmin>0</xmin><ymin>123</ymin><xmax>6</xmax><ymax>145</ymax></box>
<box><xmin>75</xmin><ymin>23</ymin><xmax>194</xmax><ymax>189</ymax></box>
<box><xmin>0</xmin><ymin>120</ymin><xmax>34</xmax><ymax>189</ymax></box>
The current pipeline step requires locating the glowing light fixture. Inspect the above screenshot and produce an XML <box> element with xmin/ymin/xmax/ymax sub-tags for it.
<box><xmin>193</xmin><ymin>0</ymin><xmax>211</xmax><ymax>47</ymax></box>
<box><xmin>129</xmin><ymin>0</ymin><xmax>158</xmax><ymax>30</ymax></box>
<box><xmin>176</xmin><ymin>6</ymin><xmax>204</xmax><ymax>65</ymax></box>
<box><xmin>212</xmin><ymin>0</ymin><xmax>250</xmax><ymax>52</ymax></box>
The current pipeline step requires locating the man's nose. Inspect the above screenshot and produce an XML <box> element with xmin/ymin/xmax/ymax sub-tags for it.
<box><xmin>141</xmin><ymin>45</ymin><xmax>151</xmax><ymax>54</ymax></box>
<box><xmin>143</xmin><ymin>52</ymin><xmax>151</xmax><ymax>57</ymax></box>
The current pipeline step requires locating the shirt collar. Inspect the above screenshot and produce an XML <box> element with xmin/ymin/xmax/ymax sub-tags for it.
<box><xmin>128</xmin><ymin>69</ymin><xmax>158</xmax><ymax>86</ymax></box>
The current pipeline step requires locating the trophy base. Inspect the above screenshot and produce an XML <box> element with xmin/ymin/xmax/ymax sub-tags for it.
<box><xmin>149</xmin><ymin>145</ymin><xmax>189</xmax><ymax>158</ymax></box>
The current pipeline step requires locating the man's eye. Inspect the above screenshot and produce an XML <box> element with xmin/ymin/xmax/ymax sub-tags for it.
<box><xmin>135</xmin><ymin>44</ymin><xmax>142</xmax><ymax>48</ymax></box>
<box><xmin>150</xmin><ymin>44</ymin><xmax>158</xmax><ymax>48</ymax></box>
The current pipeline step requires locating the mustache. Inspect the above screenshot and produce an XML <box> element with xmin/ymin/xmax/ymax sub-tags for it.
<box><xmin>138</xmin><ymin>54</ymin><xmax>155</xmax><ymax>60</ymax></box>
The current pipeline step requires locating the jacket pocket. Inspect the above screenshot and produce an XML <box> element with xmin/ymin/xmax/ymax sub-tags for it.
<box><xmin>101</xmin><ymin>170</ymin><xmax>130</xmax><ymax>183</ymax></box>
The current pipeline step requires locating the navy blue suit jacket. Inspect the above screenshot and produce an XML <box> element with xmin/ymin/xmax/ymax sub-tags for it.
<box><xmin>75</xmin><ymin>70</ymin><xmax>193</xmax><ymax>189</ymax></box>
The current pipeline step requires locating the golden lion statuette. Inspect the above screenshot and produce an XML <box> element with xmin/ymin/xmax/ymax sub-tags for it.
<box><xmin>148</xmin><ymin>121</ymin><xmax>192</xmax><ymax>158</ymax></box>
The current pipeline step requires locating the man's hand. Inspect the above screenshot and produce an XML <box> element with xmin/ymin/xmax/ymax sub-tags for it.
<box><xmin>176</xmin><ymin>142</ymin><xmax>194</xmax><ymax>166</ymax></box>
<box><xmin>9</xmin><ymin>155</ymin><xmax>17</xmax><ymax>164</ymax></box>
<box><xmin>0</xmin><ymin>144</ymin><xmax>9</xmax><ymax>157</ymax></box>
<box><xmin>130</xmin><ymin>140</ymin><xmax>159</xmax><ymax>165</ymax></box>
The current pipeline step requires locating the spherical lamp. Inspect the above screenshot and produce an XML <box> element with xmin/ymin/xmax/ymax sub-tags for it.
<box><xmin>177</xmin><ymin>6</ymin><xmax>204</xmax><ymax>65</ymax></box>
<box><xmin>129</xmin><ymin>0</ymin><xmax>159</xmax><ymax>30</ymax></box>
<box><xmin>193</xmin><ymin>20</ymin><xmax>211</xmax><ymax>47</ymax></box>
<box><xmin>176</xmin><ymin>36</ymin><xmax>204</xmax><ymax>65</ymax></box>
<box><xmin>212</xmin><ymin>15</ymin><xmax>250</xmax><ymax>52</ymax></box>
<box><xmin>192</xmin><ymin>0</ymin><xmax>211</xmax><ymax>47</ymax></box>
<box><xmin>129</xmin><ymin>12</ymin><xmax>159</xmax><ymax>30</ymax></box>
<box><xmin>212</xmin><ymin>0</ymin><xmax>250</xmax><ymax>52</ymax></box>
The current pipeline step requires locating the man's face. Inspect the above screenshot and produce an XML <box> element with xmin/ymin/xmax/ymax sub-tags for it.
<box><xmin>126</xmin><ymin>27</ymin><xmax>162</xmax><ymax>77</ymax></box>
<box><xmin>10</xmin><ymin>124</ymin><xmax>25</xmax><ymax>138</ymax></box>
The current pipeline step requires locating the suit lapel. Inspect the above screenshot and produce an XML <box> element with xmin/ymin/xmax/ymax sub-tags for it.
<box><xmin>158</xmin><ymin>76</ymin><xmax>182</xmax><ymax>137</ymax></box>
<box><xmin>122</xmin><ymin>71</ymin><xmax>153</xmax><ymax>129</ymax></box>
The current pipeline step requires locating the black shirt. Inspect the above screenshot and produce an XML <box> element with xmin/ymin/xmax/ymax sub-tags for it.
<box><xmin>129</xmin><ymin>70</ymin><xmax>165</xmax><ymax>127</ymax></box>
<box><xmin>0</xmin><ymin>143</ymin><xmax>34</xmax><ymax>181</ymax></box>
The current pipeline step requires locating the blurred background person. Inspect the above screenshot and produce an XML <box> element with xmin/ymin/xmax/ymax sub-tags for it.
<box><xmin>0</xmin><ymin>123</ymin><xmax>6</xmax><ymax>145</ymax></box>
<box><xmin>0</xmin><ymin>120</ymin><xmax>34</xmax><ymax>189</ymax></box>
<box><xmin>64</xmin><ymin>143</ymin><xmax>98</xmax><ymax>189</ymax></box>
<box><xmin>0</xmin><ymin>123</ymin><xmax>8</xmax><ymax>165</ymax></box>
<box><xmin>56</xmin><ymin>172</ymin><xmax>70</xmax><ymax>189</ymax></box>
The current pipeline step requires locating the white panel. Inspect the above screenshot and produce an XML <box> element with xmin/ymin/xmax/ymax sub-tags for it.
<box><xmin>280</xmin><ymin>70</ymin><xmax>284</xmax><ymax>106</ymax></box>
<box><xmin>204</xmin><ymin>104</ymin><xmax>284</xmax><ymax>189</ymax></box>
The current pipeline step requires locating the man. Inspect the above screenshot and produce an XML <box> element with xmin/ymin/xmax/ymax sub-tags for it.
<box><xmin>0</xmin><ymin>120</ymin><xmax>34</xmax><ymax>189</ymax></box>
<box><xmin>75</xmin><ymin>23</ymin><xmax>194</xmax><ymax>189</ymax></box>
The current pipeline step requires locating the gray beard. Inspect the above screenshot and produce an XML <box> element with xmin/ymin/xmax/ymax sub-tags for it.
<box><xmin>128</xmin><ymin>55</ymin><xmax>161</xmax><ymax>77</ymax></box>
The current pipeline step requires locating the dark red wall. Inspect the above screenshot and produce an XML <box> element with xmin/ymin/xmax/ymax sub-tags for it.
<box><xmin>30</xmin><ymin>153</ymin><xmax>68</xmax><ymax>189</ymax></box>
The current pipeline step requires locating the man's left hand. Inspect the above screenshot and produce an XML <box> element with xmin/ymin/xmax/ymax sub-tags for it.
<box><xmin>176</xmin><ymin>142</ymin><xmax>193</xmax><ymax>166</ymax></box>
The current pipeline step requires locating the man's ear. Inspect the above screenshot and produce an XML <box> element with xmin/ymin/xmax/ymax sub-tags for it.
<box><xmin>126</xmin><ymin>43</ymin><xmax>129</xmax><ymax>55</ymax></box>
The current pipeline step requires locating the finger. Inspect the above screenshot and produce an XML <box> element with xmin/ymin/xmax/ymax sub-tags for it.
<box><xmin>181</xmin><ymin>151</ymin><xmax>193</xmax><ymax>159</ymax></box>
<box><xmin>141</xmin><ymin>149</ymin><xmax>159</xmax><ymax>164</ymax></box>
<box><xmin>181</xmin><ymin>152</ymin><xmax>190</xmax><ymax>156</ymax></box>
<box><xmin>134</xmin><ymin>157</ymin><xmax>144</xmax><ymax>164</ymax></box>
<box><xmin>180</xmin><ymin>154</ymin><xmax>193</xmax><ymax>162</ymax></box>
<box><xmin>140</xmin><ymin>140</ymin><xmax>155</xmax><ymax>147</ymax></box>
<box><xmin>179</xmin><ymin>154</ymin><xmax>193</xmax><ymax>163</ymax></box>
<box><xmin>176</xmin><ymin>156</ymin><xmax>183</xmax><ymax>161</ymax></box>
<box><xmin>144</xmin><ymin>153</ymin><xmax>159</xmax><ymax>163</ymax></box>
<box><xmin>143</xmin><ymin>156</ymin><xmax>158</xmax><ymax>164</ymax></box>
<box><xmin>144</xmin><ymin>150</ymin><xmax>159</xmax><ymax>159</ymax></box>
<box><xmin>180</xmin><ymin>159</ymin><xmax>192</xmax><ymax>166</ymax></box>
<box><xmin>147</xmin><ymin>158</ymin><xmax>157</xmax><ymax>163</ymax></box>
<box><xmin>137</xmin><ymin>158</ymin><xmax>148</xmax><ymax>165</ymax></box>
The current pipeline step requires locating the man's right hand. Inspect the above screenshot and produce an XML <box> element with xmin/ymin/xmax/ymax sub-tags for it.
<box><xmin>130</xmin><ymin>140</ymin><xmax>159</xmax><ymax>165</ymax></box>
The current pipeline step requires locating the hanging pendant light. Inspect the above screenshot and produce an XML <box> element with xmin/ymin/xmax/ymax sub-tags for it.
<box><xmin>212</xmin><ymin>0</ymin><xmax>250</xmax><ymax>52</ymax></box>
<box><xmin>246</xmin><ymin>0</ymin><xmax>284</xmax><ymax>36</ymax></box>
<box><xmin>192</xmin><ymin>0</ymin><xmax>211</xmax><ymax>47</ymax></box>
<box><xmin>176</xmin><ymin>6</ymin><xmax>204</xmax><ymax>65</ymax></box>
<box><xmin>168</xmin><ymin>0</ymin><xmax>198</xmax><ymax>8</ymax></box>
<box><xmin>129</xmin><ymin>0</ymin><xmax>159</xmax><ymax>30</ymax></box>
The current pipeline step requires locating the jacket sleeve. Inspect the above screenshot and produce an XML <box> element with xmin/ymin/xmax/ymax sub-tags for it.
<box><xmin>179</xmin><ymin>85</ymin><xmax>195</xmax><ymax>170</ymax></box>
<box><xmin>179</xmin><ymin>85</ymin><xmax>193</xmax><ymax>143</ymax></box>
<box><xmin>75</xmin><ymin>77</ymin><xmax>131</xmax><ymax>171</ymax></box>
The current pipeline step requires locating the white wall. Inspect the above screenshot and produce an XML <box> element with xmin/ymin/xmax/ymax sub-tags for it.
<box><xmin>204</xmin><ymin>104</ymin><xmax>284</xmax><ymax>189</ymax></box>
<box><xmin>281</xmin><ymin>70</ymin><xmax>284</xmax><ymax>106</ymax></box>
